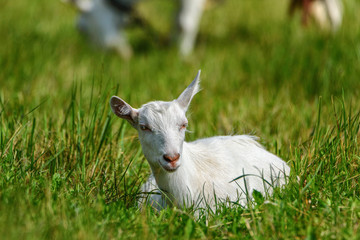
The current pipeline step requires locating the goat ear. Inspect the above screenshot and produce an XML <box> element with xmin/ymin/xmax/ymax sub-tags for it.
<box><xmin>110</xmin><ymin>96</ymin><xmax>139</xmax><ymax>128</ymax></box>
<box><xmin>177</xmin><ymin>70</ymin><xmax>201</xmax><ymax>111</ymax></box>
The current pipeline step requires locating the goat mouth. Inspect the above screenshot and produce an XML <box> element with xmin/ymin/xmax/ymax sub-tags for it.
<box><xmin>161</xmin><ymin>163</ymin><xmax>179</xmax><ymax>173</ymax></box>
<box><xmin>164</xmin><ymin>167</ymin><xmax>177</xmax><ymax>173</ymax></box>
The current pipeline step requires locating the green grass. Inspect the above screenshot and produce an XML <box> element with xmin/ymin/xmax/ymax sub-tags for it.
<box><xmin>1</xmin><ymin>0</ymin><xmax>360</xmax><ymax>239</ymax></box>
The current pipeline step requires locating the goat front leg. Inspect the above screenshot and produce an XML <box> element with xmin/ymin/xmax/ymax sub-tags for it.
<box><xmin>301</xmin><ymin>0</ymin><xmax>313</xmax><ymax>26</ymax></box>
<box><xmin>104</xmin><ymin>31</ymin><xmax>133</xmax><ymax>59</ymax></box>
<box><xmin>288</xmin><ymin>0</ymin><xmax>313</xmax><ymax>26</ymax></box>
<box><xmin>176</xmin><ymin>0</ymin><xmax>206</xmax><ymax>57</ymax></box>
<box><xmin>324</xmin><ymin>0</ymin><xmax>343</xmax><ymax>32</ymax></box>
<box><xmin>138</xmin><ymin>174</ymin><xmax>168</xmax><ymax>211</ymax></box>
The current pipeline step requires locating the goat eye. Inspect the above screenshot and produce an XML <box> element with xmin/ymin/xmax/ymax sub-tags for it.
<box><xmin>140</xmin><ymin>125</ymin><xmax>151</xmax><ymax>132</ymax></box>
<box><xmin>180</xmin><ymin>123</ymin><xmax>187</xmax><ymax>131</ymax></box>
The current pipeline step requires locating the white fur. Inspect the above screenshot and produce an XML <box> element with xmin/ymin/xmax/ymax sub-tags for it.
<box><xmin>66</xmin><ymin>0</ymin><xmax>133</xmax><ymax>58</ymax></box>
<box><xmin>110</xmin><ymin>70</ymin><xmax>290</xmax><ymax>211</ymax></box>
<box><xmin>65</xmin><ymin>0</ymin><xmax>205</xmax><ymax>57</ymax></box>
<box><xmin>176</xmin><ymin>0</ymin><xmax>205</xmax><ymax>56</ymax></box>
<box><xmin>310</xmin><ymin>0</ymin><xmax>343</xmax><ymax>32</ymax></box>
<box><xmin>323</xmin><ymin>0</ymin><xmax>343</xmax><ymax>32</ymax></box>
<box><xmin>66</xmin><ymin>0</ymin><xmax>343</xmax><ymax>58</ymax></box>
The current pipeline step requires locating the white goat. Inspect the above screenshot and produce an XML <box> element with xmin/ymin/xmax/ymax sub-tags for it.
<box><xmin>65</xmin><ymin>0</ymin><xmax>205</xmax><ymax>58</ymax></box>
<box><xmin>289</xmin><ymin>0</ymin><xmax>343</xmax><ymax>32</ymax></box>
<box><xmin>64</xmin><ymin>0</ymin><xmax>135</xmax><ymax>59</ymax></box>
<box><xmin>110</xmin><ymin>70</ymin><xmax>290</xmax><ymax>211</ymax></box>
<box><xmin>65</xmin><ymin>0</ymin><xmax>343</xmax><ymax>58</ymax></box>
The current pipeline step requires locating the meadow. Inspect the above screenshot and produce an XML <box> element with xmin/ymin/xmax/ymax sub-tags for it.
<box><xmin>0</xmin><ymin>0</ymin><xmax>359</xmax><ymax>239</ymax></box>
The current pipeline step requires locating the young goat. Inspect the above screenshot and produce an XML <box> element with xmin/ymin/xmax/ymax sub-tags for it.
<box><xmin>64</xmin><ymin>0</ymin><xmax>205</xmax><ymax>58</ymax></box>
<box><xmin>110</xmin><ymin>70</ymin><xmax>290</xmax><ymax>211</ymax></box>
<box><xmin>289</xmin><ymin>0</ymin><xmax>343</xmax><ymax>32</ymax></box>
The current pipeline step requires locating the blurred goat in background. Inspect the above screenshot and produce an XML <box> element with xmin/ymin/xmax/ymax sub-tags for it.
<box><xmin>64</xmin><ymin>0</ymin><xmax>205</xmax><ymax>59</ymax></box>
<box><xmin>65</xmin><ymin>0</ymin><xmax>343</xmax><ymax>59</ymax></box>
<box><xmin>289</xmin><ymin>0</ymin><xmax>343</xmax><ymax>32</ymax></box>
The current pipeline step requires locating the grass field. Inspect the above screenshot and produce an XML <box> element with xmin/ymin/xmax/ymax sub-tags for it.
<box><xmin>1</xmin><ymin>0</ymin><xmax>360</xmax><ymax>239</ymax></box>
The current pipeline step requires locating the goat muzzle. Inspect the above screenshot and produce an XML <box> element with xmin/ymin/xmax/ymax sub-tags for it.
<box><xmin>163</xmin><ymin>153</ymin><xmax>180</xmax><ymax>163</ymax></box>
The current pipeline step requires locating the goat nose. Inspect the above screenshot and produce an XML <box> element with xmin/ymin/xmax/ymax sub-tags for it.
<box><xmin>163</xmin><ymin>153</ymin><xmax>180</xmax><ymax>162</ymax></box>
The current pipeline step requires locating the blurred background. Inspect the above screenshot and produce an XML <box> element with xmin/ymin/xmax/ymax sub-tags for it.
<box><xmin>1</xmin><ymin>0</ymin><xmax>359</xmax><ymax>138</ymax></box>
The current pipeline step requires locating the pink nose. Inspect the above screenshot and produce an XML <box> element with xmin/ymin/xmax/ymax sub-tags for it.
<box><xmin>163</xmin><ymin>153</ymin><xmax>180</xmax><ymax>162</ymax></box>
